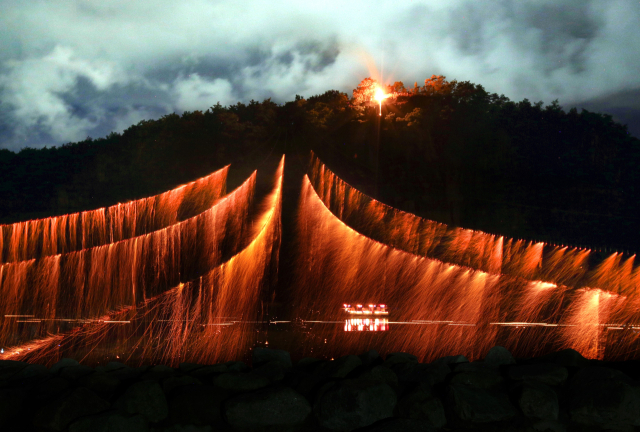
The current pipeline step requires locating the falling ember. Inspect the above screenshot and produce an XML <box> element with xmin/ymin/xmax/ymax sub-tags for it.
<box><xmin>295</xmin><ymin>174</ymin><xmax>508</xmax><ymax>361</ymax></box>
<box><xmin>0</xmin><ymin>157</ymin><xmax>284</xmax><ymax>366</ymax></box>
<box><xmin>0</xmin><ymin>165</ymin><xmax>229</xmax><ymax>263</ymax></box>
<box><xmin>0</xmin><ymin>170</ymin><xmax>255</xmax><ymax>348</ymax></box>
<box><xmin>560</xmin><ymin>289</ymin><xmax>607</xmax><ymax>360</ymax></box>
<box><xmin>299</xmin><ymin>157</ymin><xmax>640</xmax><ymax>361</ymax></box>
<box><xmin>3</xmin><ymin>151</ymin><xmax>640</xmax><ymax>365</ymax></box>
<box><xmin>307</xmin><ymin>153</ymin><xmax>636</xmax><ymax>295</ymax></box>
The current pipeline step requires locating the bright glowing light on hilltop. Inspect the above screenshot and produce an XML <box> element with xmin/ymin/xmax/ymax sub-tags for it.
<box><xmin>373</xmin><ymin>87</ymin><xmax>388</xmax><ymax>103</ymax></box>
<box><xmin>373</xmin><ymin>87</ymin><xmax>389</xmax><ymax>116</ymax></box>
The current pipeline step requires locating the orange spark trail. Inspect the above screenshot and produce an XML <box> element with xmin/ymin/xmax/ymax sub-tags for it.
<box><xmin>299</xmin><ymin>161</ymin><xmax>640</xmax><ymax>361</ymax></box>
<box><xmin>0</xmin><ymin>165</ymin><xmax>228</xmax><ymax>263</ymax></box>
<box><xmin>0</xmin><ymin>171</ymin><xmax>254</xmax><ymax>348</ymax></box>
<box><xmin>308</xmin><ymin>153</ymin><xmax>637</xmax><ymax>297</ymax></box>
<box><xmin>295</xmin><ymin>174</ymin><xmax>510</xmax><ymax>361</ymax></box>
<box><xmin>0</xmin><ymin>157</ymin><xmax>284</xmax><ymax>366</ymax></box>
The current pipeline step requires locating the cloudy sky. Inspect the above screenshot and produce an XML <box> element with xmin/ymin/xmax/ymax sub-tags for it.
<box><xmin>1</xmin><ymin>0</ymin><xmax>639</xmax><ymax>150</ymax></box>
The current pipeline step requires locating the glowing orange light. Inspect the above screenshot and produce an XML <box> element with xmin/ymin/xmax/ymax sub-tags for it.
<box><xmin>373</xmin><ymin>87</ymin><xmax>387</xmax><ymax>103</ymax></box>
<box><xmin>373</xmin><ymin>87</ymin><xmax>389</xmax><ymax>116</ymax></box>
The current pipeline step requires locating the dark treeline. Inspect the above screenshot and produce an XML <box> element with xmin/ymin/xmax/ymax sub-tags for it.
<box><xmin>1</xmin><ymin>75</ymin><xmax>638</xmax><ymax>251</ymax></box>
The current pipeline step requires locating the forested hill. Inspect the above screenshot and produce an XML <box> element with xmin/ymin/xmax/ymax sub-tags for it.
<box><xmin>1</xmin><ymin>76</ymin><xmax>638</xmax><ymax>251</ymax></box>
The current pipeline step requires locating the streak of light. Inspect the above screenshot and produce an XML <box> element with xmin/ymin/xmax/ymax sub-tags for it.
<box><xmin>490</xmin><ymin>322</ymin><xmax>553</xmax><ymax>326</ymax></box>
<box><xmin>304</xmin><ymin>321</ymin><xmax>346</xmax><ymax>324</ymax></box>
<box><xmin>411</xmin><ymin>320</ymin><xmax>454</xmax><ymax>324</ymax></box>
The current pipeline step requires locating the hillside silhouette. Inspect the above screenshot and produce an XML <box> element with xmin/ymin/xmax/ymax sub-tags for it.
<box><xmin>1</xmin><ymin>76</ymin><xmax>638</xmax><ymax>251</ymax></box>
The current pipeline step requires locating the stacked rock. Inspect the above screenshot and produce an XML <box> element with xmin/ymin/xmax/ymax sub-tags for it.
<box><xmin>1</xmin><ymin>346</ymin><xmax>640</xmax><ymax>431</ymax></box>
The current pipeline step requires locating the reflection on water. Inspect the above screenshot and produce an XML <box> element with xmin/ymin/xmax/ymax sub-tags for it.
<box><xmin>4</xmin><ymin>312</ymin><xmax>640</xmax><ymax>365</ymax></box>
<box><xmin>344</xmin><ymin>318</ymin><xmax>388</xmax><ymax>332</ymax></box>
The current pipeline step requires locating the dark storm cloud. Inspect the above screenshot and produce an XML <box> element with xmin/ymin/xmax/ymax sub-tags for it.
<box><xmin>1</xmin><ymin>0</ymin><xmax>639</xmax><ymax>150</ymax></box>
<box><xmin>59</xmin><ymin>76</ymin><xmax>175</xmax><ymax>142</ymax></box>
<box><xmin>576</xmin><ymin>87</ymin><xmax>640</xmax><ymax>138</ymax></box>
<box><xmin>447</xmin><ymin>0</ymin><xmax>602</xmax><ymax>74</ymax></box>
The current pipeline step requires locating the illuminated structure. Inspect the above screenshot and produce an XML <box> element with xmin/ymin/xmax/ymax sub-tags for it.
<box><xmin>343</xmin><ymin>304</ymin><xmax>388</xmax><ymax>315</ymax></box>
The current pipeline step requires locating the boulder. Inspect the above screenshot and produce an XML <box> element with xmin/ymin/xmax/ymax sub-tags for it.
<box><xmin>178</xmin><ymin>362</ymin><xmax>206</xmax><ymax>374</ymax></box>
<box><xmin>359</xmin><ymin>350</ymin><xmax>381</xmax><ymax>368</ymax></box>
<box><xmin>107</xmin><ymin>366</ymin><xmax>145</xmax><ymax>382</ymax></box>
<box><xmin>452</xmin><ymin>362</ymin><xmax>486</xmax><ymax>373</ymax></box>
<box><xmin>34</xmin><ymin>387</ymin><xmax>110</xmax><ymax>431</ymax></box>
<box><xmin>225</xmin><ymin>386</ymin><xmax>311</xmax><ymax>430</ymax></box>
<box><xmin>384</xmin><ymin>352</ymin><xmax>418</xmax><ymax>366</ymax></box>
<box><xmin>154</xmin><ymin>425</ymin><xmax>214</xmax><ymax>432</ymax></box>
<box><xmin>31</xmin><ymin>376</ymin><xmax>71</xmax><ymax>402</ymax></box>
<box><xmin>433</xmin><ymin>355</ymin><xmax>468</xmax><ymax>366</ymax></box>
<box><xmin>484</xmin><ymin>346</ymin><xmax>516</xmax><ymax>367</ymax></box>
<box><xmin>314</xmin><ymin>379</ymin><xmax>397</xmax><ymax>431</ymax></box>
<box><xmin>214</xmin><ymin>371</ymin><xmax>270</xmax><ymax>392</ymax></box>
<box><xmin>11</xmin><ymin>363</ymin><xmax>51</xmax><ymax>383</ymax></box>
<box><xmin>104</xmin><ymin>361</ymin><xmax>128</xmax><ymax>372</ymax></box>
<box><xmin>570</xmin><ymin>365</ymin><xmax>631</xmax><ymax>385</ymax></box>
<box><xmin>450</xmin><ymin>370</ymin><xmax>503</xmax><ymax>389</ymax></box>
<box><xmin>447</xmin><ymin>384</ymin><xmax>517</xmax><ymax>424</ymax></box>
<box><xmin>295</xmin><ymin>357</ymin><xmax>323</xmax><ymax>372</ymax></box>
<box><xmin>0</xmin><ymin>359</ymin><xmax>28</xmax><ymax>381</ymax></box>
<box><xmin>68</xmin><ymin>411</ymin><xmax>148</xmax><ymax>432</ymax></box>
<box><xmin>353</xmin><ymin>418</ymin><xmax>438</xmax><ymax>432</ymax></box>
<box><xmin>189</xmin><ymin>364</ymin><xmax>229</xmax><ymax>383</ymax></box>
<box><xmin>508</xmin><ymin>363</ymin><xmax>569</xmax><ymax>386</ymax></box>
<box><xmin>77</xmin><ymin>372</ymin><xmax>121</xmax><ymax>401</ymax></box>
<box><xmin>140</xmin><ymin>365</ymin><xmax>175</xmax><ymax>381</ymax></box>
<box><xmin>531</xmin><ymin>419</ymin><xmax>566</xmax><ymax>432</ymax></box>
<box><xmin>0</xmin><ymin>387</ymin><xmax>27</xmax><ymax>423</ymax></box>
<box><xmin>115</xmin><ymin>380</ymin><xmax>168</xmax><ymax>422</ymax></box>
<box><xmin>49</xmin><ymin>358</ymin><xmax>79</xmax><ymax>374</ymax></box>
<box><xmin>543</xmin><ymin>349</ymin><xmax>589</xmax><ymax>368</ymax></box>
<box><xmin>569</xmin><ymin>367</ymin><xmax>640</xmax><ymax>428</ymax></box>
<box><xmin>252</xmin><ymin>347</ymin><xmax>292</xmax><ymax>368</ymax></box>
<box><xmin>390</xmin><ymin>362</ymin><xmax>449</xmax><ymax>387</ymax></box>
<box><xmin>285</xmin><ymin>369</ymin><xmax>329</xmax><ymax>402</ymax></box>
<box><xmin>518</xmin><ymin>381</ymin><xmax>559</xmax><ymax>420</ymax></box>
<box><xmin>225</xmin><ymin>361</ymin><xmax>248</xmax><ymax>372</ymax></box>
<box><xmin>162</xmin><ymin>375</ymin><xmax>202</xmax><ymax>395</ymax></box>
<box><xmin>357</xmin><ymin>365</ymin><xmax>398</xmax><ymax>388</ymax></box>
<box><xmin>252</xmin><ymin>360</ymin><xmax>287</xmax><ymax>383</ymax></box>
<box><xmin>397</xmin><ymin>383</ymin><xmax>447</xmax><ymax>428</ymax></box>
<box><xmin>59</xmin><ymin>365</ymin><xmax>95</xmax><ymax>381</ymax></box>
<box><xmin>317</xmin><ymin>355</ymin><xmax>363</xmax><ymax>378</ymax></box>
<box><xmin>424</xmin><ymin>361</ymin><xmax>452</xmax><ymax>385</ymax></box>
<box><xmin>169</xmin><ymin>384</ymin><xmax>227</xmax><ymax>426</ymax></box>
<box><xmin>0</xmin><ymin>359</ymin><xmax>27</xmax><ymax>369</ymax></box>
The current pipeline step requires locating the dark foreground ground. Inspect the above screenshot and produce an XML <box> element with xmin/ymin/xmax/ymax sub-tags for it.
<box><xmin>1</xmin><ymin>346</ymin><xmax>639</xmax><ymax>432</ymax></box>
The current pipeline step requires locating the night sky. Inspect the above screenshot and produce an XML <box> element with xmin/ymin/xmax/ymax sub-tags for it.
<box><xmin>1</xmin><ymin>0</ymin><xmax>639</xmax><ymax>150</ymax></box>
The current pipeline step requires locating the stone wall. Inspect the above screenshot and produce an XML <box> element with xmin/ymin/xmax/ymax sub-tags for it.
<box><xmin>2</xmin><ymin>346</ymin><xmax>640</xmax><ymax>431</ymax></box>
